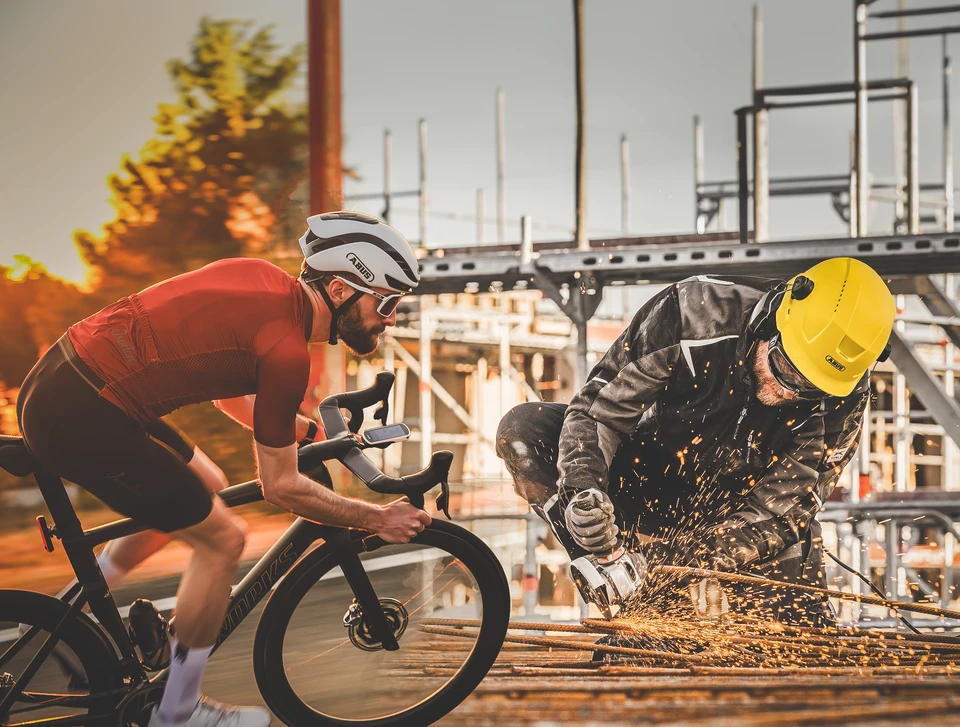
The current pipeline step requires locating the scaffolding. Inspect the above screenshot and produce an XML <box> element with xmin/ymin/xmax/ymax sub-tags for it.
<box><xmin>332</xmin><ymin>0</ymin><xmax>960</xmax><ymax>623</ymax></box>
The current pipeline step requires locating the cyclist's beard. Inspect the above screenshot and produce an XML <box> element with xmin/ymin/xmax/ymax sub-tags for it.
<box><xmin>337</xmin><ymin>305</ymin><xmax>383</xmax><ymax>357</ymax></box>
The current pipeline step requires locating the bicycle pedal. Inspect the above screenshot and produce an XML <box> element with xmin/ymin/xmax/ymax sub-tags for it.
<box><xmin>128</xmin><ymin>599</ymin><xmax>170</xmax><ymax>670</ymax></box>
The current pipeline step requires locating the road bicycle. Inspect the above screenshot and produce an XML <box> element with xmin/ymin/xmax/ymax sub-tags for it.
<box><xmin>0</xmin><ymin>372</ymin><xmax>510</xmax><ymax>726</ymax></box>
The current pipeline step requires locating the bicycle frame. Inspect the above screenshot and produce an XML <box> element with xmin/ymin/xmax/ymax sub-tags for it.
<box><xmin>1</xmin><ymin>461</ymin><xmax>392</xmax><ymax>723</ymax></box>
<box><xmin>3</xmin><ymin>371</ymin><xmax>448</xmax><ymax>723</ymax></box>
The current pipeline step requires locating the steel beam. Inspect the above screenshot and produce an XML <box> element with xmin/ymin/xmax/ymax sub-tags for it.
<box><xmin>418</xmin><ymin>233</ymin><xmax>960</xmax><ymax>295</ymax></box>
<box><xmin>888</xmin><ymin>329</ymin><xmax>960</xmax><ymax>447</ymax></box>
<box><xmin>863</xmin><ymin>25</ymin><xmax>960</xmax><ymax>42</ymax></box>
<box><xmin>870</xmin><ymin>4</ymin><xmax>960</xmax><ymax>19</ymax></box>
<box><xmin>888</xmin><ymin>275</ymin><xmax>960</xmax><ymax>350</ymax></box>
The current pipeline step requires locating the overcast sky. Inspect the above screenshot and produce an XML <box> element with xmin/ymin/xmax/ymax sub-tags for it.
<box><xmin>1</xmin><ymin>0</ymin><xmax>957</xmax><ymax>284</ymax></box>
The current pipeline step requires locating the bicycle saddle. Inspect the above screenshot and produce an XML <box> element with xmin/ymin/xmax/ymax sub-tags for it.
<box><xmin>0</xmin><ymin>434</ymin><xmax>38</xmax><ymax>477</ymax></box>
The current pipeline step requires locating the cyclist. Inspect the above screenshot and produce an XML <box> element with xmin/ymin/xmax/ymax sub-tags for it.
<box><xmin>496</xmin><ymin>258</ymin><xmax>895</xmax><ymax>627</ymax></box>
<box><xmin>16</xmin><ymin>211</ymin><xmax>431</xmax><ymax>727</ymax></box>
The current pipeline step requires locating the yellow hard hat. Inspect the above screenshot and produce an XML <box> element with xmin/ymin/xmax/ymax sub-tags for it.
<box><xmin>775</xmin><ymin>257</ymin><xmax>895</xmax><ymax>397</ymax></box>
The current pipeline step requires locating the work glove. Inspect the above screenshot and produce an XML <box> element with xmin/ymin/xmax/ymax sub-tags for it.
<box><xmin>563</xmin><ymin>488</ymin><xmax>620</xmax><ymax>554</ymax></box>
<box><xmin>711</xmin><ymin>522</ymin><xmax>760</xmax><ymax>572</ymax></box>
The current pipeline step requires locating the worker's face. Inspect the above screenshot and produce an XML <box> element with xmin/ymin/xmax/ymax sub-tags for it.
<box><xmin>335</xmin><ymin>284</ymin><xmax>398</xmax><ymax>357</ymax></box>
<box><xmin>751</xmin><ymin>340</ymin><xmax>800</xmax><ymax>406</ymax></box>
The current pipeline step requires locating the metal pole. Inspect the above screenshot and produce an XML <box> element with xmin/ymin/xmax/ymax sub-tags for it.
<box><xmin>752</xmin><ymin>4</ymin><xmax>769</xmax><ymax>242</ymax></box>
<box><xmin>418</xmin><ymin>118</ymin><xmax>427</xmax><ymax>247</ymax></box>
<box><xmin>381</xmin><ymin>344</ymin><xmax>396</xmax><ymax>473</ymax></box>
<box><xmin>907</xmin><ymin>82</ymin><xmax>920</xmax><ymax>234</ymax></box>
<box><xmin>419</xmin><ymin>309</ymin><xmax>432</xmax><ymax>468</ymax></box>
<box><xmin>854</xmin><ymin>1</ymin><xmax>869</xmax><ymax>236</ymax></box>
<box><xmin>520</xmin><ymin>215</ymin><xmax>533</xmax><ymax>268</ymax></box>
<box><xmin>945</xmin><ymin>36</ymin><xmax>955</xmax><ymax>232</ymax></box>
<box><xmin>477</xmin><ymin>355</ymin><xmax>489</xmax><ymax>472</ymax></box>
<box><xmin>574</xmin><ymin>0</ymin><xmax>589</xmax><ymax>250</ymax></box>
<box><xmin>476</xmin><ymin>188</ymin><xmax>484</xmax><ymax>243</ymax></box>
<box><xmin>575</xmin><ymin>319</ymin><xmax>589</xmax><ymax>389</ymax></box>
<box><xmin>522</xmin><ymin>513</ymin><xmax>540</xmax><ymax>618</ymax></box>
<box><xmin>895</xmin><ymin>295</ymin><xmax>909</xmax><ymax>491</ymax></box>
<box><xmin>947</xmin><ymin>274</ymin><xmax>959</xmax><ymax>491</ymax></box>
<box><xmin>737</xmin><ymin>108</ymin><xmax>750</xmax><ymax>244</ymax></box>
<box><xmin>307</xmin><ymin>0</ymin><xmax>342</xmax><ymax>214</ymax></box>
<box><xmin>499</xmin><ymin>319</ymin><xmax>511</xmax><ymax>426</ymax></box>
<box><xmin>393</xmin><ymin>361</ymin><xmax>407</xmax><ymax>470</ymax></box>
<box><xmin>621</xmin><ymin>134</ymin><xmax>630</xmax><ymax>234</ymax></box>
<box><xmin>694</xmin><ymin>116</ymin><xmax>705</xmax><ymax>233</ymax></box>
<box><xmin>857</xmin><ymin>394</ymin><xmax>870</xmax><ymax>501</ymax></box>
<box><xmin>893</xmin><ymin>0</ymin><xmax>908</xmax><ymax>231</ymax></box>
<box><xmin>383</xmin><ymin>129</ymin><xmax>392</xmax><ymax>224</ymax></box>
<box><xmin>849</xmin><ymin>133</ymin><xmax>859</xmax><ymax>237</ymax></box>
<box><xmin>496</xmin><ymin>88</ymin><xmax>506</xmax><ymax>243</ymax></box>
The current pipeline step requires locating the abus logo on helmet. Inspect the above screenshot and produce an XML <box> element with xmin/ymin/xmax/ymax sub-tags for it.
<box><xmin>825</xmin><ymin>355</ymin><xmax>846</xmax><ymax>372</ymax></box>
<box><xmin>346</xmin><ymin>253</ymin><xmax>375</xmax><ymax>282</ymax></box>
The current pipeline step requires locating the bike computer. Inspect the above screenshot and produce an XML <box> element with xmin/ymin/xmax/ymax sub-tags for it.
<box><xmin>360</xmin><ymin>423</ymin><xmax>411</xmax><ymax>447</ymax></box>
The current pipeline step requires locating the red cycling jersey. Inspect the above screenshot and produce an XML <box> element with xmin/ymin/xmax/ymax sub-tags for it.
<box><xmin>67</xmin><ymin>258</ymin><xmax>314</xmax><ymax>447</ymax></box>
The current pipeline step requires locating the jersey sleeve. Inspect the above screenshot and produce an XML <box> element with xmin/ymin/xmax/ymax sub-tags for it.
<box><xmin>253</xmin><ymin>327</ymin><xmax>311</xmax><ymax>448</ymax></box>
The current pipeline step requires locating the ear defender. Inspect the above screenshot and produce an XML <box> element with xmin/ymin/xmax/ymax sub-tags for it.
<box><xmin>790</xmin><ymin>275</ymin><xmax>814</xmax><ymax>300</ymax></box>
<box><xmin>878</xmin><ymin>341</ymin><xmax>892</xmax><ymax>363</ymax></box>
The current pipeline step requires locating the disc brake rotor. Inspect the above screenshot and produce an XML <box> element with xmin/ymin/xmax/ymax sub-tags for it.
<box><xmin>343</xmin><ymin>598</ymin><xmax>409</xmax><ymax>652</ymax></box>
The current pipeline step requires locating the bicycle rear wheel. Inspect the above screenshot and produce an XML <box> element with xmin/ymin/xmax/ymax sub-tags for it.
<box><xmin>253</xmin><ymin>520</ymin><xmax>509</xmax><ymax>727</ymax></box>
<box><xmin>0</xmin><ymin>590</ymin><xmax>122</xmax><ymax>726</ymax></box>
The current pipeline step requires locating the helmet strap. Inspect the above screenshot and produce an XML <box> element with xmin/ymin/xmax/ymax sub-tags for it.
<box><xmin>314</xmin><ymin>282</ymin><xmax>364</xmax><ymax>346</ymax></box>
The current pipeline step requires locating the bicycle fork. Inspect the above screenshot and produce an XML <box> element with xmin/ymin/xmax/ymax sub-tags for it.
<box><xmin>328</xmin><ymin>532</ymin><xmax>400</xmax><ymax>651</ymax></box>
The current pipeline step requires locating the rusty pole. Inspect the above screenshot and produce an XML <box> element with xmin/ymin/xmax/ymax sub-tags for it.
<box><xmin>308</xmin><ymin>0</ymin><xmax>343</xmax><ymax>214</ymax></box>
<box><xmin>573</xmin><ymin>0</ymin><xmax>588</xmax><ymax>250</ymax></box>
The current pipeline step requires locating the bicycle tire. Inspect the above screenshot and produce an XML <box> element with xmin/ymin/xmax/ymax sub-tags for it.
<box><xmin>0</xmin><ymin>590</ymin><xmax>123</xmax><ymax>725</ymax></box>
<box><xmin>253</xmin><ymin>520</ymin><xmax>509</xmax><ymax>727</ymax></box>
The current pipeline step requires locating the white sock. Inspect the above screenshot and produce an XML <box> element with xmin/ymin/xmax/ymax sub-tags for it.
<box><xmin>156</xmin><ymin>638</ymin><xmax>212</xmax><ymax>725</ymax></box>
<box><xmin>55</xmin><ymin>551</ymin><xmax>130</xmax><ymax>604</ymax></box>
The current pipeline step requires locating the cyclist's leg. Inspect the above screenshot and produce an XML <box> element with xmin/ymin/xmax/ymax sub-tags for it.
<box><xmin>152</xmin><ymin>496</ymin><xmax>247</xmax><ymax>725</ymax></box>
<box><xmin>99</xmin><ymin>420</ymin><xmax>229</xmax><ymax>574</ymax></box>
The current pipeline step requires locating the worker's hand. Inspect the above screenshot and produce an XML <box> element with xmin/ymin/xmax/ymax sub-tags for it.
<box><xmin>564</xmin><ymin>488</ymin><xmax>620</xmax><ymax>554</ymax></box>
<box><xmin>374</xmin><ymin>496</ymin><xmax>432</xmax><ymax>544</ymax></box>
<box><xmin>711</xmin><ymin>523</ymin><xmax>760</xmax><ymax>572</ymax></box>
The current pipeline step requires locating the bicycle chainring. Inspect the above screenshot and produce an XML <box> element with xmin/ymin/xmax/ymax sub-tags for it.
<box><xmin>117</xmin><ymin>682</ymin><xmax>166</xmax><ymax>727</ymax></box>
<box><xmin>345</xmin><ymin>598</ymin><xmax>409</xmax><ymax>652</ymax></box>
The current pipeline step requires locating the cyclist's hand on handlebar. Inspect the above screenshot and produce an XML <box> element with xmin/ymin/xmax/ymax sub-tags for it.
<box><xmin>374</xmin><ymin>496</ymin><xmax>432</xmax><ymax>543</ymax></box>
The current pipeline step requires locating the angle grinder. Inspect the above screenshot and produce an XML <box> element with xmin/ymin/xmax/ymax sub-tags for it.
<box><xmin>569</xmin><ymin>546</ymin><xmax>648</xmax><ymax>619</ymax></box>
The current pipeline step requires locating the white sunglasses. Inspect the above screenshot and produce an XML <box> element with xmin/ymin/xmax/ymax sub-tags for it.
<box><xmin>334</xmin><ymin>276</ymin><xmax>405</xmax><ymax>317</ymax></box>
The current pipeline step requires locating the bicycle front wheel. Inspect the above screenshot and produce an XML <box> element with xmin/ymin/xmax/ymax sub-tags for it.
<box><xmin>253</xmin><ymin>520</ymin><xmax>509</xmax><ymax>727</ymax></box>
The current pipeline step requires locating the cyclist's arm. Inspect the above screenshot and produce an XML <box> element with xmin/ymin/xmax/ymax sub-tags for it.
<box><xmin>256</xmin><ymin>440</ymin><xmax>382</xmax><ymax>529</ymax></box>
<box><xmin>251</xmin><ymin>328</ymin><xmax>428</xmax><ymax>541</ymax></box>
<box><xmin>214</xmin><ymin>394</ymin><xmax>318</xmax><ymax>442</ymax></box>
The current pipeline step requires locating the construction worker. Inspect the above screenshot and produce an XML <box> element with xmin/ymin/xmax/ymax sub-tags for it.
<box><xmin>496</xmin><ymin>258</ymin><xmax>895</xmax><ymax>627</ymax></box>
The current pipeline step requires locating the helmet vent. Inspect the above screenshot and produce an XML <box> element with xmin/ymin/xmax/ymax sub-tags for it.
<box><xmin>837</xmin><ymin>335</ymin><xmax>865</xmax><ymax>360</ymax></box>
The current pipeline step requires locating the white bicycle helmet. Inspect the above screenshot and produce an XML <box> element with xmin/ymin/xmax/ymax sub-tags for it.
<box><xmin>298</xmin><ymin>211</ymin><xmax>420</xmax><ymax>293</ymax></box>
<box><xmin>298</xmin><ymin>211</ymin><xmax>420</xmax><ymax>344</ymax></box>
